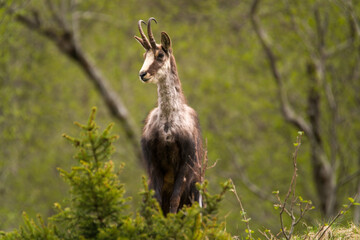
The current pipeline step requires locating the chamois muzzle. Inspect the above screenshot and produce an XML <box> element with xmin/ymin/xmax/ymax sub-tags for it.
<box><xmin>139</xmin><ymin>71</ymin><xmax>149</xmax><ymax>82</ymax></box>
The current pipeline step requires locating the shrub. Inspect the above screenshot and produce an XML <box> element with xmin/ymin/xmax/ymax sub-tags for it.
<box><xmin>0</xmin><ymin>108</ymin><xmax>231</xmax><ymax>240</ymax></box>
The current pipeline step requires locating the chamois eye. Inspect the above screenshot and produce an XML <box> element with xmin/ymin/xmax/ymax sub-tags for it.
<box><xmin>157</xmin><ymin>53</ymin><xmax>164</xmax><ymax>60</ymax></box>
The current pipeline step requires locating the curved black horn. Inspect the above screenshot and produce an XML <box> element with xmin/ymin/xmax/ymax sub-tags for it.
<box><xmin>147</xmin><ymin>17</ymin><xmax>157</xmax><ymax>49</ymax></box>
<box><xmin>138</xmin><ymin>20</ymin><xmax>150</xmax><ymax>49</ymax></box>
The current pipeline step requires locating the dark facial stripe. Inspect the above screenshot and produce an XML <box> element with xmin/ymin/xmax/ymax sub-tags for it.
<box><xmin>147</xmin><ymin>60</ymin><xmax>163</xmax><ymax>76</ymax></box>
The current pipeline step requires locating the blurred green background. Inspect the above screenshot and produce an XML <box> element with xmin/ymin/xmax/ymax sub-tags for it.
<box><xmin>1</xmin><ymin>0</ymin><xmax>360</xmax><ymax>237</ymax></box>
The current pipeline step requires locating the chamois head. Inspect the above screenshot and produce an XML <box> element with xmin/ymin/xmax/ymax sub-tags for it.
<box><xmin>135</xmin><ymin>17</ymin><xmax>172</xmax><ymax>84</ymax></box>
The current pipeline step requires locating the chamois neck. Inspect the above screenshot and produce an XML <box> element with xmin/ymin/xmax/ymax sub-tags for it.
<box><xmin>157</xmin><ymin>56</ymin><xmax>186</xmax><ymax>119</ymax></box>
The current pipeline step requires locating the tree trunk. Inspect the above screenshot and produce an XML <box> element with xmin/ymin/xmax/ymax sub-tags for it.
<box><xmin>307</xmin><ymin>63</ymin><xmax>337</xmax><ymax>218</ymax></box>
<box><xmin>250</xmin><ymin>0</ymin><xmax>338</xmax><ymax>218</ymax></box>
<box><xmin>311</xmin><ymin>145</ymin><xmax>336</xmax><ymax>218</ymax></box>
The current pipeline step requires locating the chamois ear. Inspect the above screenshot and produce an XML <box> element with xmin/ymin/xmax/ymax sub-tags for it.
<box><xmin>161</xmin><ymin>31</ymin><xmax>171</xmax><ymax>52</ymax></box>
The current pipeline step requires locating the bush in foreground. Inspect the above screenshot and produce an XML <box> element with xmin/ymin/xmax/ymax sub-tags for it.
<box><xmin>0</xmin><ymin>108</ymin><xmax>231</xmax><ymax>240</ymax></box>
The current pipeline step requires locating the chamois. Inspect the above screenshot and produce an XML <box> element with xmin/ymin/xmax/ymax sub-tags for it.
<box><xmin>135</xmin><ymin>18</ymin><xmax>203</xmax><ymax>215</ymax></box>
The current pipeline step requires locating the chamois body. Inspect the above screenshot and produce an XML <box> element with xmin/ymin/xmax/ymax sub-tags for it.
<box><xmin>135</xmin><ymin>18</ymin><xmax>203</xmax><ymax>214</ymax></box>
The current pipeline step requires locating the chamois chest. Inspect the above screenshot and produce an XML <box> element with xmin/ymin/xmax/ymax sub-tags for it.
<box><xmin>142</xmin><ymin>105</ymin><xmax>197</xmax><ymax>143</ymax></box>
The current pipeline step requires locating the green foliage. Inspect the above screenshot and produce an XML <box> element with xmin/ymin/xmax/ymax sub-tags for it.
<box><xmin>0</xmin><ymin>213</ymin><xmax>59</xmax><ymax>240</ymax></box>
<box><xmin>52</xmin><ymin>107</ymin><xmax>127</xmax><ymax>239</ymax></box>
<box><xmin>119</xmin><ymin>178</ymin><xmax>231</xmax><ymax>240</ymax></box>
<box><xmin>0</xmin><ymin>108</ymin><xmax>231</xmax><ymax>240</ymax></box>
<box><xmin>1</xmin><ymin>0</ymin><xmax>360</xmax><ymax>236</ymax></box>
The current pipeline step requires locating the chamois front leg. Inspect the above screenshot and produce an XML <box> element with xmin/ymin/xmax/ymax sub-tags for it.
<box><xmin>169</xmin><ymin>165</ymin><xmax>189</xmax><ymax>213</ymax></box>
<box><xmin>148</xmin><ymin>167</ymin><xmax>164</xmax><ymax>207</ymax></box>
<box><xmin>169</xmin><ymin>137</ymin><xmax>198</xmax><ymax>213</ymax></box>
<box><xmin>141</xmin><ymin>137</ymin><xmax>164</xmax><ymax>207</ymax></box>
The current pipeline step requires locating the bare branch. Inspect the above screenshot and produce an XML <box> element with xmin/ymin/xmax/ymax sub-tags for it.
<box><xmin>249</xmin><ymin>0</ymin><xmax>313</xmax><ymax>139</ymax></box>
<box><xmin>324</xmin><ymin>39</ymin><xmax>353</xmax><ymax>57</ymax></box>
<box><xmin>236</xmin><ymin>168</ymin><xmax>274</xmax><ymax>202</ymax></box>
<box><xmin>45</xmin><ymin>0</ymin><xmax>68</xmax><ymax>30</ymax></box>
<box><xmin>345</xmin><ymin>0</ymin><xmax>360</xmax><ymax>37</ymax></box>
<box><xmin>15</xmin><ymin>9</ymin><xmax>143</xmax><ymax>164</ymax></box>
<box><xmin>228</xmin><ymin>146</ymin><xmax>276</xmax><ymax>203</ymax></box>
<box><xmin>337</xmin><ymin>169</ymin><xmax>360</xmax><ymax>188</ymax></box>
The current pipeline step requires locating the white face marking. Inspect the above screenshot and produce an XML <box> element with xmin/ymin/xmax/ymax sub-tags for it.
<box><xmin>140</xmin><ymin>51</ymin><xmax>154</xmax><ymax>74</ymax></box>
<box><xmin>139</xmin><ymin>51</ymin><xmax>158</xmax><ymax>83</ymax></box>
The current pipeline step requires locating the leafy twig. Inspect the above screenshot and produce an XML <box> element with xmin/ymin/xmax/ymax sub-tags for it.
<box><xmin>230</xmin><ymin>179</ymin><xmax>253</xmax><ymax>239</ymax></box>
<box><xmin>270</xmin><ymin>132</ymin><xmax>314</xmax><ymax>240</ymax></box>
